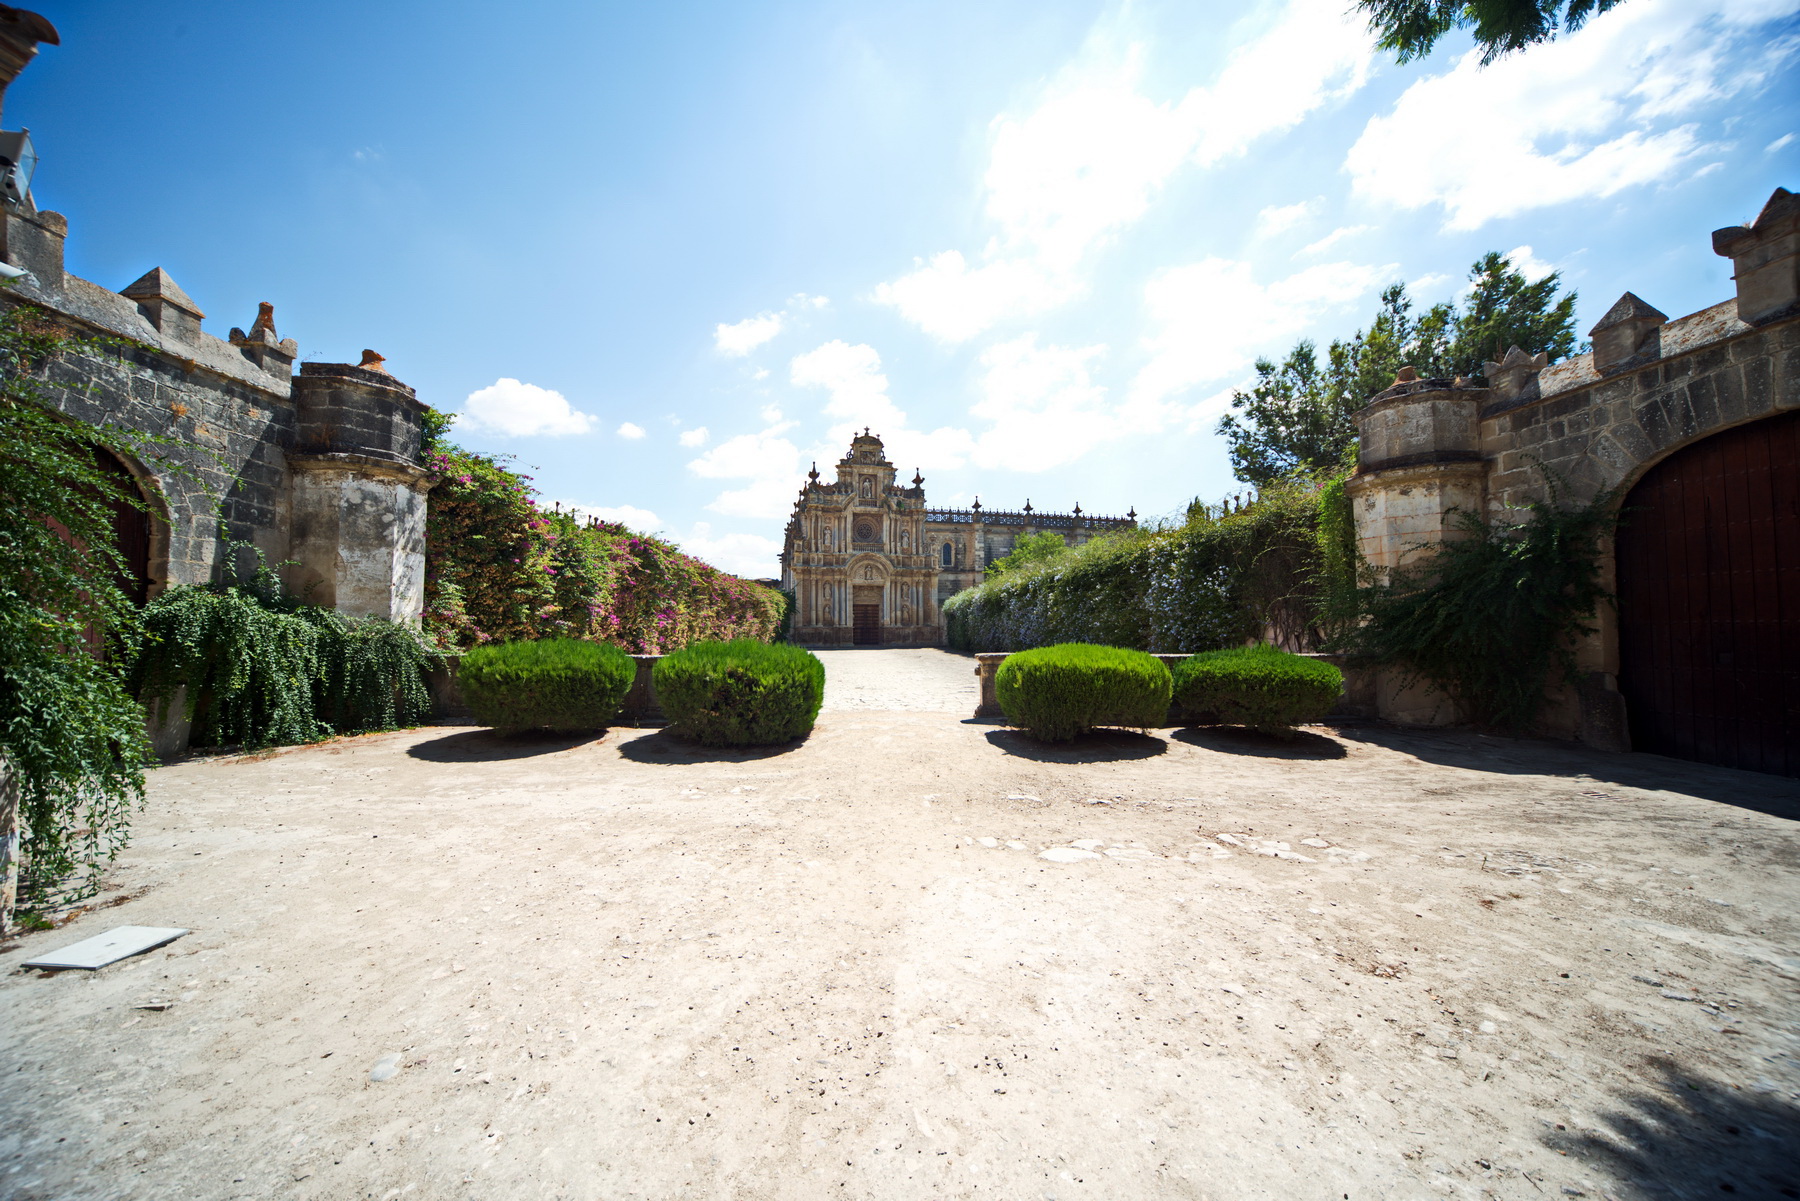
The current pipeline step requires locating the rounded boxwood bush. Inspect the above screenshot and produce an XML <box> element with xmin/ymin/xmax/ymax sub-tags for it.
<box><xmin>995</xmin><ymin>643</ymin><xmax>1172</xmax><ymax>742</ymax></box>
<box><xmin>653</xmin><ymin>639</ymin><xmax>824</xmax><ymax>746</ymax></box>
<box><xmin>459</xmin><ymin>638</ymin><xmax>635</xmax><ymax>734</ymax></box>
<box><xmin>1172</xmin><ymin>644</ymin><xmax>1342</xmax><ymax>735</ymax></box>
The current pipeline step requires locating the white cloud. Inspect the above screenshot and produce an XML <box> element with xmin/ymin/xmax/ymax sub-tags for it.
<box><xmin>1133</xmin><ymin>257</ymin><xmax>1389</xmax><ymax>417</ymax></box>
<box><xmin>678</xmin><ymin>426</ymin><xmax>709</xmax><ymax>448</ymax></box>
<box><xmin>681</xmin><ymin>522</ymin><xmax>783</xmax><ymax>579</ymax></box>
<box><xmin>616</xmin><ymin>421</ymin><xmax>646</xmax><ymax>440</ymax></box>
<box><xmin>759</xmin><ymin>404</ymin><xmax>784</xmax><ymax>423</ymax></box>
<box><xmin>1299</xmin><ymin>225</ymin><xmax>1372</xmax><ymax>256</ymax></box>
<box><xmin>556</xmin><ymin>501</ymin><xmax>662</xmax><ymax>532</ymax></box>
<box><xmin>1345</xmin><ymin>0</ymin><xmax>1797</xmax><ymax>229</ymax></box>
<box><xmin>458</xmin><ymin>378</ymin><xmax>595</xmax><ymax>437</ymax></box>
<box><xmin>791</xmin><ymin>293</ymin><xmax>831</xmax><ymax>310</ymax></box>
<box><xmin>1407</xmin><ymin>272</ymin><xmax>1456</xmax><ymax>298</ymax></box>
<box><xmin>876</xmin><ymin>0</ymin><xmax>1376</xmax><ymax>342</ymax></box>
<box><xmin>1253</xmin><ymin>200</ymin><xmax>1318</xmax><ymax>238</ymax></box>
<box><xmin>687</xmin><ymin>424</ymin><xmax>807</xmax><ymax>520</ymax></box>
<box><xmin>1766</xmin><ymin>132</ymin><xmax>1796</xmax><ymax>153</ymax></box>
<box><xmin>873</xmin><ymin>252</ymin><xmax>1074</xmax><ymax>344</ymax></box>
<box><xmin>789</xmin><ymin>341</ymin><xmax>909</xmax><ymax>430</ymax></box>
<box><xmin>1503</xmin><ymin>244</ymin><xmax>1558</xmax><ymax>281</ymax></box>
<box><xmin>714</xmin><ymin>312</ymin><xmax>785</xmax><ymax>356</ymax></box>
<box><xmin>966</xmin><ymin>336</ymin><xmax>1118</xmax><ymax>470</ymax></box>
<box><xmin>688</xmin><ymin>425</ymin><xmax>801</xmax><ymax>481</ymax></box>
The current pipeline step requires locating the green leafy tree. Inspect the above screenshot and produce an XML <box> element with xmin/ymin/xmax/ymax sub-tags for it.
<box><xmin>1445</xmin><ymin>251</ymin><xmax>1578</xmax><ymax>378</ymax></box>
<box><xmin>1359</xmin><ymin>0</ymin><xmax>1625</xmax><ymax>65</ymax></box>
<box><xmin>1218</xmin><ymin>254</ymin><xmax>1576</xmax><ymax>487</ymax></box>
<box><xmin>985</xmin><ymin>531</ymin><xmax>1067</xmax><ymax>578</ymax></box>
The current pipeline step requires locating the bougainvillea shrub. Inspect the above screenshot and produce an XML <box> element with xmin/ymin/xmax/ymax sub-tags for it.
<box><xmin>424</xmin><ymin>446</ymin><xmax>784</xmax><ymax>652</ymax></box>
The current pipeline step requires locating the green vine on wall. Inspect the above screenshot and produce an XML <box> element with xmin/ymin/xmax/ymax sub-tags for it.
<box><xmin>131</xmin><ymin>547</ymin><xmax>440</xmax><ymax>750</ymax></box>
<box><xmin>1335</xmin><ymin>489</ymin><xmax>1615</xmax><ymax>732</ymax></box>
<box><xmin>0</xmin><ymin>305</ymin><xmax>158</xmax><ymax>911</ymax></box>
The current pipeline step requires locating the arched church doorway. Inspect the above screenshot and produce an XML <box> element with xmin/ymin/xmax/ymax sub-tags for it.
<box><xmin>852</xmin><ymin>566</ymin><xmax>883</xmax><ymax>645</ymax></box>
<box><xmin>1615</xmin><ymin>410</ymin><xmax>1799</xmax><ymax>776</ymax></box>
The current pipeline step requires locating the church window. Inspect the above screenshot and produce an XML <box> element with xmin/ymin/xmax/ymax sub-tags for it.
<box><xmin>855</xmin><ymin>520</ymin><xmax>875</xmax><ymax>541</ymax></box>
<box><xmin>940</xmin><ymin>541</ymin><xmax>953</xmax><ymax>567</ymax></box>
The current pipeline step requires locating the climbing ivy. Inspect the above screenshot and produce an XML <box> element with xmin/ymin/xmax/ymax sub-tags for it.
<box><xmin>1335</xmin><ymin>489</ymin><xmax>1614</xmax><ymax>732</ymax></box>
<box><xmin>131</xmin><ymin>548</ymin><xmax>440</xmax><ymax>750</ymax></box>
<box><xmin>0</xmin><ymin>305</ymin><xmax>155</xmax><ymax>909</ymax></box>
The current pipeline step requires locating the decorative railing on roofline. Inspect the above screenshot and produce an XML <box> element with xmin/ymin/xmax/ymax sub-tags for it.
<box><xmin>924</xmin><ymin>508</ymin><xmax>1135</xmax><ymax>528</ymax></box>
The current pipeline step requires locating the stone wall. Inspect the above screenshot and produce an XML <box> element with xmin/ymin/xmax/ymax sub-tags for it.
<box><xmin>1</xmin><ymin>196</ymin><xmax>436</xmax><ymax>626</ymax></box>
<box><xmin>5</xmin><ymin>205</ymin><xmax>300</xmax><ymax>587</ymax></box>
<box><xmin>1346</xmin><ymin>187</ymin><xmax>1799</xmax><ymax>748</ymax></box>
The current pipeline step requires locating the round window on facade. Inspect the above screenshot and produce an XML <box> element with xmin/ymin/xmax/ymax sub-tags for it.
<box><xmin>856</xmin><ymin>522</ymin><xmax>874</xmax><ymax>540</ymax></box>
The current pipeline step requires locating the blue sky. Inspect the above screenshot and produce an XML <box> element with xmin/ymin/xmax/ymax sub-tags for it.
<box><xmin>12</xmin><ymin>0</ymin><xmax>1797</xmax><ymax>576</ymax></box>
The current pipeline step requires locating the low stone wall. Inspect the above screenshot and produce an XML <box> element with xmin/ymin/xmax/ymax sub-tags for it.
<box><xmin>426</xmin><ymin>654</ymin><xmax>668</xmax><ymax>726</ymax></box>
<box><xmin>973</xmin><ymin>651</ymin><xmax>1374</xmax><ymax>723</ymax></box>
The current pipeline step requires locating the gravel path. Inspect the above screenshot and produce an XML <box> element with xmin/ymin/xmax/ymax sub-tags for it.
<box><xmin>816</xmin><ymin>648</ymin><xmax>980</xmax><ymax>713</ymax></box>
<box><xmin>1</xmin><ymin>706</ymin><xmax>1796</xmax><ymax>1200</ymax></box>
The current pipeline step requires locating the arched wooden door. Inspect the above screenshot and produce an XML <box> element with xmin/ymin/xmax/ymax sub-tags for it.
<box><xmin>93</xmin><ymin>447</ymin><xmax>151</xmax><ymax>606</ymax></box>
<box><xmin>1615</xmin><ymin>411</ymin><xmax>1799</xmax><ymax>776</ymax></box>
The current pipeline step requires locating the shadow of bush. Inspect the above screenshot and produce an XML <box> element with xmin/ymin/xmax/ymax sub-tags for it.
<box><xmin>406</xmin><ymin>729</ymin><xmax>605</xmax><ymax>762</ymax></box>
<box><xmin>1171</xmin><ymin>726</ymin><xmax>1347</xmax><ymax>760</ymax></box>
<box><xmin>983</xmin><ymin>728</ymin><xmax>1166</xmax><ymax>763</ymax></box>
<box><xmin>618</xmin><ymin>728</ymin><xmax>809</xmax><ymax>764</ymax></box>
<box><xmin>1543</xmin><ymin>1056</ymin><xmax>1799</xmax><ymax>1199</ymax></box>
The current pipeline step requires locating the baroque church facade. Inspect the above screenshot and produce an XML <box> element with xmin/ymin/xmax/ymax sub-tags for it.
<box><xmin>779</xmin><ymin>432</ymin><xmax>1136</xmax><ymax>646</ymax></box>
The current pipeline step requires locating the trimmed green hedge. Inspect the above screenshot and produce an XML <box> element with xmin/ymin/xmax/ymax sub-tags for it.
<box><xmin>995</xmin><ymin>643</ymin><xmax>1172</xmax><ymax>742</ymax></box>
<box><xmin>1172</xmin><ymin>645</ymin><xmax>1341</xmax><ymax>734</ymax></box>
<box><xmin>654</xmin><ymin>639</ymin><xmax>824</xmax><ymax>746</ymax></box>
<box><xmin>459</xmin><ymin>638</ymin><xmax>635</xmax><ymax>733</ymax></box>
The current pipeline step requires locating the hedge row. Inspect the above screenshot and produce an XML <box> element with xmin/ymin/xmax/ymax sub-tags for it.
<box><xmin>655</xmin><ymin>639</ymin><xmax>824</xmax><ymax>746</ymax></box>
<box><xmin>944</xmin><ymin>483</ymin><xmax>1338</xmax><ymax>655</ymax></box>
<box><xmin>463</xmin><ymin>637</ymin><xmax>825</xmax><ymax>747</ymax></box>
<box><xmin>424</xmin><ymin>446</ymin><xmax>786</xmax><ymax>653</ymax></box>
<box><xmin>996</xmin><ymin>642</ymin><xmax>1341</xmax><ymax>741</ymax></box>
<box><xmin>995</xmin><ymin>644</ymin><xmax>1171</xmax><ymax>741</ymax></box>
<box><xmin>459</xmin><ymin>638</ymin><xmax>635</xmax><ymax>734</ymax></box>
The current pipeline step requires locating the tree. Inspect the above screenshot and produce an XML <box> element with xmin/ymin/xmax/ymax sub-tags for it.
<box><xmin>1215</xmin><ymin>342</ymin><xmax>1347</xmax><ymax>488</ymax></box>
<box><xmin>1358</xmin><ymin>0</ymin><xmax>1626</xmax><ymax>66</ymax></box>
<box><xmin>1446</xmin><ymin>251</ymin><xmax>1578</xmax><ymax>378</ymax></box>
<box><xmin>1217</xmin><ymin>253</ymin><xmax>1577</xmax><ymax>487</ymax></box>
<box><xmin>986</xmin><ymin>531</ymin><xmax>1066</xmax><ymax>578</ymax></box>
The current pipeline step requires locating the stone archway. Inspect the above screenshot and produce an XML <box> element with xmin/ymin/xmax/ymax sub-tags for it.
<box><xmin>1614</xmin><ymin>410</ymin><xmax>1799</xmax><ymax>776</ymax></box>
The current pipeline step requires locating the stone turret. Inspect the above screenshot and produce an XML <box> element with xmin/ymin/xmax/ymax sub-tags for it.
<box><xmin>285</xmin><ymin>358</ymin><xmax>434</xmax><ymax>621</ymax></box>
<box><xmin>121</xmin><ymin>268</ymin><xmax>205</xmax><ymax>342</ymax></box>
<box><xmin>1713</xmin><ymin>187</ymin><xmax>1799</xmax><ymax>325</ymax></box>
<box><xmin>1588</xmin><ymin>292</ymin><xmax>1668</xmax><ymax>375</ymax></box>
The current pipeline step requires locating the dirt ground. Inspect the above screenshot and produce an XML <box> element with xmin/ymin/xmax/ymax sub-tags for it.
<box><xmin>1</xmin><ymin>649</ymin><xmax>1796</xmax><ymax>1201</ymax></box>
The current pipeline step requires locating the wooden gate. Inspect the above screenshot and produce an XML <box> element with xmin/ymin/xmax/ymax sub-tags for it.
<box><xmin>852</xmin><ymin>606</ymin><xmax>881</xmax><ymax>645</ymax></box>
<box><xmin>1615</xmin><ymin>410</ymin><xmax>1799</xmax><ymax>776</ymax></box>
<box><xmin>852</xmin><ymin>584</ymin><xmax>882</xmax><ymax>645</ymax></box>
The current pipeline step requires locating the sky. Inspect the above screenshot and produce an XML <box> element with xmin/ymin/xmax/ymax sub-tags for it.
<box><xmin>10</xmin><ymin>0</ymin><xmax>1797</xmax><ymax>576</ymax></box>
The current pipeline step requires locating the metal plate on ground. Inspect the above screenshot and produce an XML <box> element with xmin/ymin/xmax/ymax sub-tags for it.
<box><xmin>22</xmin><ymin>926</ymin><xmax>189</xmax><ymax>970</ymax></box>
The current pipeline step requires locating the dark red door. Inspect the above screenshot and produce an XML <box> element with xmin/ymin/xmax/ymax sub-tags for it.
<box><xmin>1615</xmin><ymin>411</ymin><xmax>1799</xmax><ymax>776</ymax></box>
<box><xmin>852</xmin><ymin>605</ymin><xmax>880</xmax><ymax>645</ymax></box>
